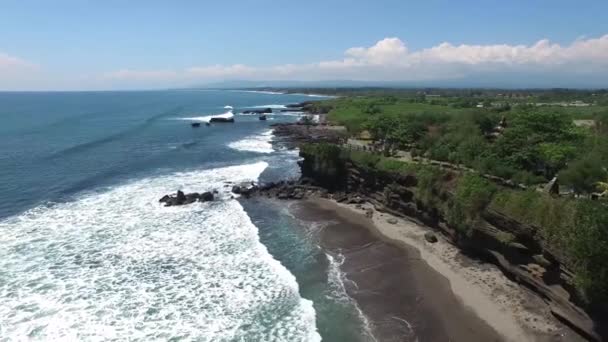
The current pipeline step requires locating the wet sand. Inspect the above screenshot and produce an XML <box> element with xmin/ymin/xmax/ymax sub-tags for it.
<box><xmin>291</xmin><ymin>199</ymin><xmax>504</xmax><ymax>342</ymax></box>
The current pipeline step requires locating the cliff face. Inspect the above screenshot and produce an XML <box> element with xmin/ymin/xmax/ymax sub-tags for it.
<box><xmin>299</xmin><ymin>150</ymin><xmax>606</xmax><ymax>341</ymax></box>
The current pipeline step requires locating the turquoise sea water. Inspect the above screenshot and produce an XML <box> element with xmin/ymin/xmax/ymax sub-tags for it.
<box><xmin>0</xmin><ymin>90</ymin><xmax>370</xmax><ymax>341</ymax></box>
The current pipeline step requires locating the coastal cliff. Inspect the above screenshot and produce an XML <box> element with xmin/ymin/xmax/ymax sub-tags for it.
<box><xmin>298</xmin><ymin>143</ymin><xmax>608</xmax><ymax>342</ymax></box>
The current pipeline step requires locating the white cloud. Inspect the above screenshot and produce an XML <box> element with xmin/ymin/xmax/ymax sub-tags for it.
<box><xmin>345</xmin><ymin>37</ymin><xmax>408</xmax><ymax>65</ymax></box>
<box><xmin>0</xmin><ymin>52</ymin><xmax>43</xmax><ymax>90</ymax></box>
<box><xmin>0</xmin><ymin>52</ymin><xmax>36</xmax><ymax>71</ymax></box>
<box><xmin>4</xmin><ymin>35</ymin><xmax>608</xmax><ymax>90</ymax></box>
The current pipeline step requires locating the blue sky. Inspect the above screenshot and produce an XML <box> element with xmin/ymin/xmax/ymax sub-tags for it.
<box><xmin>1</xmin><ymin>0</ymin><xmax>608</xmax><ymax>90</ymax></box>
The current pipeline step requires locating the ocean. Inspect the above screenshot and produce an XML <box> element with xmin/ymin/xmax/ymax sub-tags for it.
<box><xmin>0</xmin><ymin>90</ymin><xmax>371</xmax><ymax>341</ymax></box>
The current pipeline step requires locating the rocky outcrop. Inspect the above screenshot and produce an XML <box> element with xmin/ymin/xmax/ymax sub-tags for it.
<box><xmin>159</xmin><ymin>190</ymin><xmax>215</xmax><ymax>206</ymax></box>
<box><xmin>271</xmin><ymin>123</ymin><xmax>347</xmax><ymax>150</ymax></box>
<box><xmin>243</xmin><ymin>108</ymin><xmax>272</xmax><ymax>114</ymax></box>
<box><xmin>209</xmin><ymin>117</ymin><xmax>234</xmax><ymax>123</ymax></box>
<box><xmin>424</xmin><ymin>232</ymin><xmax>438</xmax><ymax>243</ymax></box>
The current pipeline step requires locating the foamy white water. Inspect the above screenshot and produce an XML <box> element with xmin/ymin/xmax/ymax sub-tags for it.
<box><xmin>228</xmin><ymin>130</ymin><xmax>274</xmax><ymax>154</ymax></box>
<box><xmin>0</xmin><ymin>162</ymin><xmax>320</xmax><ymax>341</ymax></box>
<box><xmin>232</xmin><ymin>90</ymin><xmax>285</xmax><ymax>95</ymax></box>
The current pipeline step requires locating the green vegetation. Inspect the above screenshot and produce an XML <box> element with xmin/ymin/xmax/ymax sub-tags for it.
<box><xmin>447</xmin><ymin>174</ymin><xmax>497</xmax><ymax>235</ymax></box>
<box><xmin>490</xmin><ymin>190</ymin><xmax>608</xmax><ymax>302</ymax></box>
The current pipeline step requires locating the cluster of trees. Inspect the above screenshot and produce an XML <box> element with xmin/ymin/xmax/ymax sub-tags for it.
<box><xmin>361</xmin><ymin>102</ymin><xmax>608</xmax><ymax>192</ymax></box>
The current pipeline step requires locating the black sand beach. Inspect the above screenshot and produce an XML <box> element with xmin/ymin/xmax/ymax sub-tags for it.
<box><xmin>290</xmin><ymin>199</ymin><xmax>504</xmax><ymax>342</ymax></box>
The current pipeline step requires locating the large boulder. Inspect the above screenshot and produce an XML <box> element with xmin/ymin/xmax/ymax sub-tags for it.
<box><xmin>176</xmin><ymin>190</ymin><xmax>186</xmax><ymax>203</ymax></box>
<box><xmin>424</xmin><ymin>232</ymin><xmax>438</xmax><ymax>243</ymax></box>
<box><xmin>200</xmin><ymin>191</ymin><xmax>214</xmax><ymax>202</ymax></box>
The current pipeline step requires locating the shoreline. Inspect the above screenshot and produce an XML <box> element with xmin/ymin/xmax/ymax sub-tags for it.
<box><xmin>294</xmin><ymin>197</ymin><xmax>582</xmax><ymax>342</ymax></box>
<box><xmin>289</xmin><ymin>198</ymin><xmax>505</xmax><ymax>341</ymax></box>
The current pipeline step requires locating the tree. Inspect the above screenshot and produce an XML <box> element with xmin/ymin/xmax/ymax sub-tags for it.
<box><xmin>559</xmin><ymin>154</ymin><xmax>607</xmax><ymax>194</ymax></box>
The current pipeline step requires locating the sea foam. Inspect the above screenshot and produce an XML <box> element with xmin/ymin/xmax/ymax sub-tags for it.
<box><xmin>0</xmin><ymin>162</ymin><xmax>320</xmax><ymax>341</ymax></box>
<box><xmin>228</xmin><ymin>129</ymin><xmax>274</xmax><ymax>154</ymax></box>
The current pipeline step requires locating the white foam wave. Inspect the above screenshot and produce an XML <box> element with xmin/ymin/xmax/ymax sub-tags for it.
<box><xmin>0</xmin><ymin>162</ymin><xmax>320</xmax><ymax>341</ymax></box>
<box><xmin>288</xmin><ymin>93</ymin><xmax>337</xmax><ymax>98</ymax></box>
<box><xmin>228</xmin><ymin>129</ymin><xmax>274</xmax><ymax>154</ymax></box>
<box><xmin>234</xmin><ymin>90</ymin><xmax>285</xmax><ymax>95</ymax></box>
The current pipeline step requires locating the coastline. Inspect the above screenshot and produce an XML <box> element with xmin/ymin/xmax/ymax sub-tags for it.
<box><xmin>300</xmin><ymin>197</ymin><xmax>582</xmax><ymax>342</ymax></box>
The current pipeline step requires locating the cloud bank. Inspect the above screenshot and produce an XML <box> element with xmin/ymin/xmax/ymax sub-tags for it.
<box><xmin>99</xmin><ymin>35</ymin><xmax>608</xmax><ymax>88</ymax></box>
<box><xmin>4</xmin><ymin>35</ymin><xmax>608</xmax><ymax>90</ymax></box>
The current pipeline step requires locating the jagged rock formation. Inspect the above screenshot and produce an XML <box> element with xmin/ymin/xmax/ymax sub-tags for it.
<box><xmin>159</xmin><ymin>190</ymin><xmax>215</xmax><ymax>206</ymax></box>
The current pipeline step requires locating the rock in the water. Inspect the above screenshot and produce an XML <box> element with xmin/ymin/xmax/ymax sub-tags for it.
<box><xmin>199</xmin><ymin>191</ymin><xmax>214</xmax><ymax>202</ymax></box>
<box><xmin>387</xmin><ymin>218</ymin><xmax>398</xmax><ymax>224</ymax></box>
<box><xmin>365</xmin><ymin>208</ymin><xmax>374</xmax><ymax>218</ymax></box>
<box><xmin>231</xmin><ymin>185</ymin><xmax>243</xmax><ymax>194</ymax></box>
<box><xmin>191</xmin><ymin>122</ymin><xmax>201</xmax><ymax>127</ymax></box>
<box><xmin>243</xmin><ymin>108</ymin><xmax>272</xmax><ymax>114</ymax></box>
<box><xmin>209</xmin><ymin>117</ymin><xmax>234</xmax><ymax>123</ymax></box>
<box><xmin>424</xmin><ymin>232</ymin><xmax>438</xmax><ymax>243</ymax></box>
<box><xmin>159</xmin><ymin>189</ymin><xmax>214</xmax><ymax>206</ymax></box>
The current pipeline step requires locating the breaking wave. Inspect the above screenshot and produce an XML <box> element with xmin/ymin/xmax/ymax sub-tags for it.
<box><xmin>228</xmin><ymin>129</ymin><xmax>274</xmax><ymax>154</ymax></box>
<box><xmin>0</xmin><ymin>162</ymin><xmax>320</xmax><ymax>341</ymax></box>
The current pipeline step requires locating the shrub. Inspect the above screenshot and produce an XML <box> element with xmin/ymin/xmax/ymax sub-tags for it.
<box><xmin>447</xmin><ymin>174</ymin><xmax>497</xmax><ymax>235</ymax></box>
<box><xmin>490</xmin><ymin>190</ymin><xmax>608</xmax><ymax>303</ymax></box>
